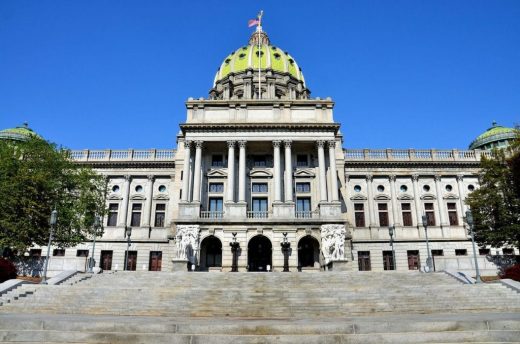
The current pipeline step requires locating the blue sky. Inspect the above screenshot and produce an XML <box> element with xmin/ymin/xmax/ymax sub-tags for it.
<box><xmin>0</xmin><ymin>0</ymin><xmax>518</xmax><ymax>149</ymax></box>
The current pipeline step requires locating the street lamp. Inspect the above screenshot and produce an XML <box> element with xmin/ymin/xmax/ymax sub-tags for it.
<box><xmin>388</xmin><ymin>225</ymin><xmax>396</xmax><ymax>270</ymax></box>
<box><xmin>230</xmin><ymin>232</ymin><xmax>240</xmax><ymax>272</ymax></box>
<box><xmin>124</xmin><ymin>226</ymin><xmax>132</xmax><ymax>271</ymax></box>
<box><xmin>421</xmin><ymin>215</ymin><xmax>433</xmax><ymax>272</ymax></box>
<box><xmin>41</xmin><ymin>209</ymin><xmax>57</xmax><ymax>284</ymax></box>
<box><xmin>465</xmin><ymin>210</ymin><xmax>482</xmax><ymax>283</ymax></box>
<box><xmin>280</xmin><ymin>232</ymin><xmax>290</xmax><ymax>272</ymax></box>
<box><xmin>88</xmin><ymin>215</ymin><xmax>101</xmax><ymax>273</ymax></box>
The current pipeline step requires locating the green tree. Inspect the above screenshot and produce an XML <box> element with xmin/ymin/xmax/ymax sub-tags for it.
<box><xmin>466</xmin><ymin>134</ymin><xmax>520</xmax><ymax>251</ymax></box>
<box><xmin>0</xmin><ymin>137</ymin><xmax>106</xmax><ymax>254</ymax></box>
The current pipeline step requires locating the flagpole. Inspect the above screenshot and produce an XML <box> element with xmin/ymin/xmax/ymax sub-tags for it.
<box><xmin>257</xmin><ymin>11</ymin><xmax>263</xmax><ymax>100</ymax></box>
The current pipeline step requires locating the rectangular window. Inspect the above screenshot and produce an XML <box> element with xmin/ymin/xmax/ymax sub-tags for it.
<box><xmin>378</xmin><ymin>203</ymin><xmax>389</xmax><ymax>227</ymax></box>
<box><xmin>252</xmin><ymin>183</ymin><xmax>268</xmax><ymax>193</ymax></box>
<box><xmin>296</xmin><ymin>197</ymin><xmax>311</xmax><ymax>212</ymax></box>
<box><xmin>431</xmin><ymin>249</ymin><xmax>444</xmax><ymax>256</ymax></box>
<box><xmin>455</xmin><ymin>249</ymin><xmax>467</xmax><ymax>256</ymax></box>
<box><xmin>354</xmin><ymin>203</ymin><xmax>365</xmax><ymax>227</ymax></box>
<box><xmin>424</xmin><ymin>203</ymin><xmax>436</xmax><ymax>226</ymax></box>
<box><xmin>358</xmin><ymin>251</ymin><xmax>371</xmax><ymax>271</ymax></box>
<box><xmin>211</xmin><ymin>154</ymin><xmax>224</xmax><ymax>167</ymax></box>
<box><xmin>447</xmin><ymin>202</ymin><xmax>458</xmax><ymax>226</ymax></box>
<box><xmin>209</xmin><ymin>183</ymin><xmax>224</xmax><ymax>193</ymax></box>
<box><xmin>252</xmin><ymin>198</ymin><xmax>268</xmax><ymax>212</ymax></box>
<box><xmin>383</xmin><ymin>251</ymin><xmax>395</xmax><ymax>270</ymax></box>
<box><xmin>29</xmin><ymin>249</ymin><xmax>42</xmax><ymax>257</ymax></box>
<box><xmin>53</xmin><ymin>249</ymin><xmax>65</xmax><ymax>257</ymax></box>
<box><xmin>125</xmin><ymin>251</ymin><xmax>137</xmax><ymax>271</ymax></box>
<box><xmin>479</xmin><ymin>248</ymin><xmax>490</xmax><ymax>256</ymax></box>
<box><xmin>107</xmin><ymin>203</ymin><xmax>118</xmax><ymax>227</ymax></box>
<box><xmin>209</xmin><ymin>197</ymin><xmax>223</xmax><ymax>212</ymax></box>
<box><xmin>100</xmin><ymin>250</ymin><xmax>113</xmax><ymax>270</ymax></box>
<box><xmin>503</xmin><ymin>248</ymin><xmax>514</xmax><ymax>255</ymax></box>
<box><xmin>130</xmin><ymin>203</ymin><xmax>142</xmax><ymax>227</ymax></box>
<box><xmin>149</xmin><ymin>251</ymin><xmax>162</xmax><ymax>271</ymax></box>
<box><xmin>296</xmin><ymin>154</ymin><xmax>308</xmax><ymax>167</ymax></box>
<box><xmin>154</xmin><ymin>204</ymin><xmax>166</xmax><ymax>227</ymax></box>
<box><xmin>253</xmin><ymin>155</ymin><xmax>267</xmax><ymax>167</ymax></box>
<box><xmin>407</xmin><ymin>250</ymin><xmax>420</xmax><ymax>270</ymax></box>
<box><xmin>76</xmin><ymin>249</ymin><xmax>89</xmax><ymax>257</ymax></box>
<box><xmin>401</xmin><ymin>203</ymin><xmax>413</xmax><ymax>226</ymax></box>
<box><xmin>296</xmin><ymin>182</ymin><xmax>311</xmax><ymax>193</ymax></box>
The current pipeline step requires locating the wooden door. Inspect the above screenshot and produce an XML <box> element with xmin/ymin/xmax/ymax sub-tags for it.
<box><xmin>126</xmin><ymin>251</ymin><xmax>137</xmax><ymax>271</ymax></box>
<box><xmin>100</xmin><ymin>251</ymin><xmax>113</xmax><ymax>271</ymax></box>
<box><xmin>149</xmin><ymin>251</ymin><xmax>162</xmax><ymax>271</ymax></box>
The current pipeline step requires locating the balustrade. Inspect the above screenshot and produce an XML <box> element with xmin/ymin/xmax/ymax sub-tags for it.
<box><xmin>69</xmin><ymin>149</ymin><xmax>176</xmax><ymax>162</ymax></box>
<box><xmin>344</xmin><ymin>149</ymin><xmax>485</xmax><ymax>162</ymax></box>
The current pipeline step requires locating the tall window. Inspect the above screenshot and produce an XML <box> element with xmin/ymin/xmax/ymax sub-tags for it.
<box><xmin>407</xmin><ymin>250</ymin><xmax>420</xmax><ymax>270</ymax></box>
<box><xmin>296</xmin><ymin>197</ymin><xmax>311</xmax><ymax>212</ymax></box>
<box><xmin>130</xmin><ymin>203</ymin><xmax>142</xmax><ymax>227</ymax></box>
<box><xmin>447</xmin><ymin>202</ymin><xmax>458</xmax><ymax>226</ymax></box>
<box><xmin>252</xmin><ymin>183</ymin><xmax>268</xmax><ymax>193</ymax></box>
<box><xmin>296</xmin><ymin>154</ymin><xmax>308</xmax><ymax>167</ymax></box>
<box><xmin>296</xmin><ymin>182</ymin><xmax>311</xmax><ymax>193</ymax></box>
<box><xmin>354</xmin><ymin>203</ymin><xmax>365</xmax><ymax>227</ymax></box>
<box><xmin>401</xmin><ymin>203</ymin><xmax>413</xmax><ymax>226</ymax></box>
<box><xmin>209</xmin><ymin>197</ymin><xmax>223</xmax><ymax>212</ymax></box>
<box><xmin>107</xmin><ymin>203</ymin><xmax>118</xmax><ymax>227</ymax></box>
<box><xmin>154</xmin><ymin>204</ymin><xmax>166</xmax><ymax>227</ymax></box>
<box><xmin>252</xmin><ymin>198</ymin><xmax>268</xmax><ymax>212</ymax></box>
<box><xmin>211</xmin><ymin>154</ymin><xmax>224</xmax><ymax>167</ymax></box>
<box><xmin>424</xmin><ymin>203</ymin><xmax>435</xmax><ymax>226</ymax></box>
<box><xmin>149</xmin><ymin>251</ymin><xmax>162</xmax><ymax>271</ymax></box>
<box><xmin>209</xmin><ymin>183</ymin><xmax>224</xmax><ymax>193</ymax></box>
<box><xmin>378</xmin><ymin>203</ymin><xmax>389</xmax><ymax>227</ymax></box>
<box><xmin>358</xmin><ymin>251</ymin><xmax>371</xmax><ymax>271</ymax></box>
<box><xmin>383</xmin><ymin>251</ymin><xmax>395</xmax><ymax>270</ymax></box>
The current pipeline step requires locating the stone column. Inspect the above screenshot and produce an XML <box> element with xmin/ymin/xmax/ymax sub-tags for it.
<box><xmin>284</xmin><ymin>140</ymin><xmax>293</xmax><ymax>202</ymax></box>
<box><xmin>238</xmin><ymin>140</ymin><xmax>247</xmax><ymax>202</ymax></box>
<box><xmin>192</xmin><ymin>141</ymin><xmax>203</xmax><ymax>203</ymax></box>
<box><xmin>366</xmin><ymin>174</ymin><xmax>375</xmax><ymax>227</ymax></box>
<box><xmin>142</xmin><ymin>175</ymin><xmax>154</xmax><ymax>227</ymax></box>
<box><xmin>434</xmin><ymin>175</ymin><xmax>447</xmax><ymax>226</ymax></box>
<box><xmin>181</xmin><ymin>141</ymin><xmax>191</xmax><ymax>202</ymax></box>
<box><xmin>389</xmin><ymin>175</ymin><xmax>399</xmax><ymax>226</ymax></box>
<box><xmin>273</xmin><ymin>141</ymin><xmax>282</xmax><ymax>202</ymax></box>
<box><xmin>456</xmin><ymin>174</ymin><xmax>466</xmax><ymax>222</ymax></box>
<box><xmin>226</xmin><ymin>141</ymin><xmax>236</xmax><ymax>202</ymax></box>
<box><xmin>412</xmin><ymin>174</ymin><xmax>422</xmax><ymax>227</ymax></box>
<box><xmin>328</xmin><ymin>141</ymin><xmax>339</xmax><ymax>202</ymax></box>
<box><xmin>317</xmin><ymin>140</ymin><xmax>328</xmax><ymax>202</ymax></box>
<box><xmin>119</xmin><ymin>175</ymin><xmax>131</xmax><ymax>227</ymax></box>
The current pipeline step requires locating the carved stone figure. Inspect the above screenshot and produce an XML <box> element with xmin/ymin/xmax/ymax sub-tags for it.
<box><xmin>320</xmin><ymin>224</ymin><xmax>346</xmax><ymax>264</ymax></box>
<box><xmin>175</xmin><ymin>225</ymin><xmax>200</xmax><ymax>263</ymax></box>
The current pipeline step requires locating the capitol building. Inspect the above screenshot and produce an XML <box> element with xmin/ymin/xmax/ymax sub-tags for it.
<box><xmin>3</xmin><ymin>27</ymin><xmax>517</xmax><ymax>275</ymax></box>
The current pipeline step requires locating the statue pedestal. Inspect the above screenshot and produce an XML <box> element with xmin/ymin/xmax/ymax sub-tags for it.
<box><xmin>331</xmin><ymin>260</ymin><xmax>351</xmax><ymax>271</ymax></box>
<box><xmin>172</xmin><ymin>259</ymin><xmax>189</xmax><ymax>272</ymax></box>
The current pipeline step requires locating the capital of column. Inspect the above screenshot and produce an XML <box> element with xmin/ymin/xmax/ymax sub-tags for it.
<box><xmin>456</xmin><ymin>174</ymin><xmax>464</xmax><ymax>182</ymax></box>
<box><xmin>411</xmin><ymin>174</ymin><xmax>420</xmax><ymax>182</ymax></box>
<box><xmin>434</xmin><ymin>174</ymin><xmax>442</xmax><ymax>182</ymax></box>
<box><xmin>184</xmin><ymin>141</ymin><xmax>191</xmax><ymax>149</ymax></box>
<box><xmin>388</xmin><ymin>174</ymin><xmax>397</xmax><ymax>182</ymax></box>
<box><xmin>238</xmin><ymin>140</ymin><xmax>247</xmax><ymax>148</ymax></box>
<box><xmin>147</xmin><ymin>175</ymin><xmax>155</xmax><ymax>182</ymax></box>
<box><xmin>365</xmin><ymin>174</ymin><xmax>373</xmax><ymax>182</ymax></box>
<box><xmin>124</xmin><ymin>175</ymin><xmax>132</xmax><ymax>181</ymax></box>
<box><xmin>272</xmin><ymin>140</ymin><xmax>281</xmax><ymax>148</ymax></box>
<box><xmin>194</xmin><ymin>140</ymin><xmax>204</xmax><ymax>149</ymax></box>
<box><xmin>316</xmin><ymin>140</ymin><xmax>326</xmax><ymax>148</ymax></box>
<box><xmin>284</xmin><ymin>140</ymin><xmax>292</xmax><ymax>148</ymax></box>
<box><xmin>345</xmin><ymin>174</ymin><xmax>350</xmax><ymax>182</ymax></box>
<box><xmin>227</xmin><ymin>140</ymin><xmax>236</xmax><ymax>148</ymax></box>
<box><xmin>327</xmin><ymin>140</ymin><xmax>336</xmax><ymax>148</ymax></box>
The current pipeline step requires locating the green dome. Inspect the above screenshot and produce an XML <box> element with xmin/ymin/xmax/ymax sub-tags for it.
<box><xmin>214</xmin><ymin>44</ymin><xmax>305</xmax><ymax>87</ymax></box>
<box><xmin>0</xmin><ymin>123</ymin><xmax>41</xmax><ymax>141</ymax></box>
<box><xmin>469</xmin><ymin>122</ymin><xmax>516</xmax><ymax>150</ymax></box>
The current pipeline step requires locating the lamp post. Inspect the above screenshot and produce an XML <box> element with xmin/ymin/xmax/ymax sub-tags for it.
<box><xmin>388</xmin><ymin>225</ymin><xmax>396</xmax><ymax>270</ymax></box>
<box><xmin>41</xmin><ymin>209</ymin><xmax>57</xmax><ymax>284</ymax></box>
<box><xmin>280</xmin><ymin>232</ymin><xmax>290</xmax><ymax>272</ymax></box>
<box><xmin>88</xmin><ymin>215</ymin><xmax>101</xmax><ymax>273</ymax></box>
<box><xmin>465</xmin><ymin>210</ymin><xmax>482</xmax><ymax>283</ymax></box>
<box><xmin>124</xmin><ymin>226</ymin><xmax>132</xmax><ymax>271</ymax></box>
<box><xmin>230</xmin><ymin>232</ymin><xmax>240</xmax><ymax>272</ymax></box>
<box><xmin>421</xmin><ymin>215</ymin><xmax>433</xmax><ymax>272</ymax></box>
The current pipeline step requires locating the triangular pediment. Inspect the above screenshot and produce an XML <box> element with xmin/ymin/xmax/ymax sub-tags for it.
<box><xmin>107</xmin><ymin>194</ymin><xmax>123</xmax><ymax>201</ymax></box>
<box><xmin>350</xmin><ymin>194</ymin><xmax>367</xmax><ymax>201</ymax></box>
<box><xmin>250</xmin><ymin>169</ymin><xmax>272</xmax><ymax>178</ymax></box>
<box><xmin>443</xmin><ymin>193</ymin><xmax>459</xmax><ymax>200</ymax></box>
<box><xmin>397</xmin><ymin>194</ymin><xmax>414</xmax><ymax>200</ymax></box>
<box><xmin>294</xmin><ymin>168</ymin><xmax>315</xmax><ymax>178</ymax></box>
<box><xmin>130</xmin><ymin>194</ymin><xmax>146</xmax><ymax>201</ymax></box>
<box><xmin>420</xmin><ymin>193</ymin><xmax>437</xmax><ymax>200</ymax></box>
<box><xmin>154</xmin><ymin>194</ymin><xmax>169</xmax><ymax>200</ymax></box>
<box><xmin>207</xmin><ymin>169</ymin><xmax>227</xmax><ymax>178</ymax></box>
<box><xmin>374</xmin><ymin>194</ymin><xmax>391</xmax><ymax>201</ymax></box>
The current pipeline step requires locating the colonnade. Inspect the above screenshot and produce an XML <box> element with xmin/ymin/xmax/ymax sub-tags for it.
<box><xmin>180</xmin><ymin>139</ymin><xmax>340</xmax><ymax>206</ymax></box>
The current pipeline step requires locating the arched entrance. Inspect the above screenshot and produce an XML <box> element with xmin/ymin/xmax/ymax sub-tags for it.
<box><xmin>248</xmin><ymin>235</ymin><xmax>272</xmax><ymax>272</ymax></box>
<box><xmin>298</xmin><ymin>236</ymin><xmax>320</xmax><ymax>269</ymax></box>
<box><xmin>199</xmin><ymin>236</ymin><xmax>222</xmax><ymax>271</ymax></box>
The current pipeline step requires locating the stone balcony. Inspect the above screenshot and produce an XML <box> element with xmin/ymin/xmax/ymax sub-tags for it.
<box><xmin>344</xmin><ymin>149</ymin><xmax>491</xmax><ymax>162</ymax></box>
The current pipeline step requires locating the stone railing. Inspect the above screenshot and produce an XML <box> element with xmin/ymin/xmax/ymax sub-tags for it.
<box><xmin>200</xmin><ymin>211</ymin><xmax>224</xmax><ymax>219</ymax></box>
<box><xmin>295</xmin><ymin>210</ymin><xmax>319</xmax><ymax>219</ymax></box>
<box><xmin>344</xmin><ymin>149</ymin><xmax>492</xmax><ymax>162</ymax></box>
<box><xmin>246</xmin><ymin>211</ymin><xmax>270</xmax><ymax>219</ymax></box>
<box><xmin>69</xmin><ymin>149</ymin><xmax>176</xmax><ymax>162</ymax></box>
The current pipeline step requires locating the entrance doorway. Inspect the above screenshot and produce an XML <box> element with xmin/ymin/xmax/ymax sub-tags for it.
<box><xmin>149</xmin><ymin>251</ymin><xmax>162</xmax><ymax>271</ymax></box>
<box><xmin>125</xmin><ymin>251</ymin><xmax>137</xmax><ymax>271</ymax></box>
<box><xmin>248</xmin><ymin>235</ymin><xmax>272</xmax><ymax>272</ymax></box>
<box><xmin>298</xmin><ymin>236</ymin><xmax>320</xmax><ymax>269</ymax></box>
<box><xmin>200</xmin><ymin>236</ymin><xmax>222</xmax><ymax>270</ymax></box>
<box><xmin>100</xmin><ymin>250</ymin><xmax>113</xmax><ymax>270</ymax></box>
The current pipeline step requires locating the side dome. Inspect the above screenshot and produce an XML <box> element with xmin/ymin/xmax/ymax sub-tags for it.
<box><xmin>0</xmin><ymin>122</ymin><xmax>41</xmax><ymax>142</ymax></box>
<box><xmin>469</xmin><ymin>121</ymin><xmax>517</xmax><ymax>150</ymax></box>
<box><xmin>210</xmin><ymin>29</ymin><xmax>310</xmax><ymax>100</ymax></box>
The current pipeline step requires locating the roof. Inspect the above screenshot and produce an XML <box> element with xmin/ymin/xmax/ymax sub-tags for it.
<box><xmin>0</xmin><ymin>123</ymin><xmax>42</xmax><ymax>141</ymax></box>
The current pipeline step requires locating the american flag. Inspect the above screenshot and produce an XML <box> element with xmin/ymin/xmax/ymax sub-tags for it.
<box><xmin>248</xmin><ymin>19</ymin><xmax>260</xmax><ymax>27</ymax></box>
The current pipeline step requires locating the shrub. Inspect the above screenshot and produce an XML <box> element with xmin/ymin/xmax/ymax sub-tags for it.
<box><xmin>0</xmin><ymin>258</ymin><xmax>17</xmax><ymax>282</ymax></box>
<box><xmin>501</xmin><ymin>263</ymin><xmax>520</xmax><ymax>282</ymax></box>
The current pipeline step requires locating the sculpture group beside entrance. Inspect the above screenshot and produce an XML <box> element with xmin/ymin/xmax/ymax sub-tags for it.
<box><xmin>173</xmin><ymin>224</ymin><xmax>200</xmax><ymax>271</ymax></box>
<box><xmin>320</xmin><ymin>224</ymin><xmax>346</xmax><ymax>265</ymax></box>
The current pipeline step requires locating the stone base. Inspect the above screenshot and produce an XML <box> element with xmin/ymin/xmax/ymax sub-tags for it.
<box><xmin>208</xmin><ymin>267</ymin><xmax>222</xmax><ymax>272</ymax></box>
<box><xmin>331</xmin><ymin>260</ymin><xmax>351</xmax><ymax>271</ymax></box>
<box><xmin>272</xmin><ymin>202</ymin><xmax>295</xmax><ymax>219</ymax></box>
<box><xmin>319</xmin><ymin>202</ymin><xmax>342</xmax><ymax>218</ymax></box>
<box><xmin>172</xmin><ymin>259</ymin><xmax>189</xmax><ymax>272</ymax></box>
<box><xmin>178</xmin><ymin>202</ymin><xmax>200</xmax><ymax>219</ymax></box>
